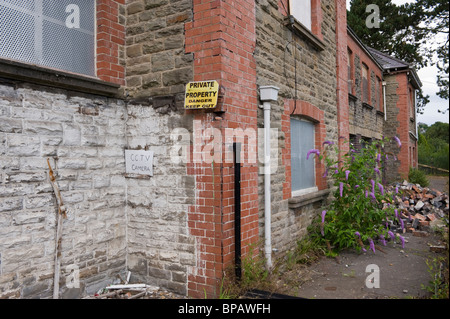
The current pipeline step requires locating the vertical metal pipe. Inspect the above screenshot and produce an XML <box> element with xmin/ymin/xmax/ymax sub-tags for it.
<box><xmin>263</xmin><ymin>102</ymin><xmax>272</xmax><ymax>269</ymax></box>
<box><xmin>233</xmin><ymin>142</ymin><xmax>242</xmax><ymax>281</ymax></box>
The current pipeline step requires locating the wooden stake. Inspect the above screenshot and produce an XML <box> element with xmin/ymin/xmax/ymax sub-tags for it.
<box><xmin>47</xmin><ymin>158</ymin><xmax>66</xmax><ymax>299</ymax></box>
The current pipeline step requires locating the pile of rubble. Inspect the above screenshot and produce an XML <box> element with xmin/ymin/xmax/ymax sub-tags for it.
<box><xmin>84</xmin><ymin>283</ymin><xmax>187</xmax><ymax>299</ymax></box>
<box><xmin>389</xmin><ymin>180</ymin><xmax>449</xmax><ymax>243</ymax></box>
<box><xmin>83</xmin><ymin>272</ymin><xmax>187</xmax><ymax>299</ymax></box>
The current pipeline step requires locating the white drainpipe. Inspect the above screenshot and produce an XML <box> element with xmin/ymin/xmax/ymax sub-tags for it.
<box><xmin>259</xmin><ymin>85</ymin><xmax>279</xmax><ymax>270</ymax></box>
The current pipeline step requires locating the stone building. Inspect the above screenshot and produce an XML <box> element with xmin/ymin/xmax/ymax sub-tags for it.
<box><xmin>0</xmin><ymin>0</ymin><xmax>420</xmax><ymax>299</ymax></box>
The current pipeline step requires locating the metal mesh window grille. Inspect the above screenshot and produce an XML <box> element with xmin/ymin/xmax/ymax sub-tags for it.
<box><xmin>0</xmin><ymin>0</ymin><xmax>95</xmax><ymax>76</ymax></box>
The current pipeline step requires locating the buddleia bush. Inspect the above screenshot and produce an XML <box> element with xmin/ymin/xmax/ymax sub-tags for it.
<box><xmin>307</xmin><ymin>137</ymin><xmax>405</xmax><ymax>255</ymax></box>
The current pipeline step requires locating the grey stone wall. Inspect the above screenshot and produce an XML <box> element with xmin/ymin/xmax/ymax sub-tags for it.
<box><xmin>254</xmin><ymin>0</ymin><xmax>338</xmax><ymax>254</ymax></box>
<box><xmin>123</xmin><ymin>0</ymin><xmax>196</xmax><ymax>295</ymax></box>
<box><xmin>124</xmin><ymin>102</ymin><xmax>195</xmax><ymax>295</ymax></box>
<box><xmin>1</xmin><ymin>0</ymin><xmax>197</xmax><ymax>299</ymax></box>
<box><xmin>125</xmin><ymin>0</ymin><xmax>193</xmax><ymax>101</ymax></box>
<box><xmin>0</xmin><ymin>81</ymin><xmax>128</xmax><ymax>298</ymax></box>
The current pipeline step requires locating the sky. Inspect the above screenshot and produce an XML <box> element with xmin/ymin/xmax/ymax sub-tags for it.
<box><xmin>346</xmin><ymin>0</ymin><xmax>449</xmax><ymax>126</ymax></box>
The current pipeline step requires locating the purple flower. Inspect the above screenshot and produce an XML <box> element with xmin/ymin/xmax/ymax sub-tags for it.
<box><xmin>345</xmin><ymin>170</ymin><xmax>350</xmax><ymax>180</ymax></box>
<box><xmin>399</xmin><ymin>235</ymin><xmax>405</xmax><ymax>249</ymax></box>
<box><xmin>369</xmin><ymin>192</ymin><xmax>376</xmax><ymax>200</ymax></box>
<box><xmin>323</xmin><ymin>141</ymin><xmax>334</xmax><ymax>146</ymax></box>
<box><xmin>376</xmin><ymin>153</ymin><xmax>381</xmax><ymax>163</ymax></box>
<box><xmin>395</xmin><ymin>186</ymin><xmax>399</xmax><ymax>194</ymax></box>
<box><xmin>378</xmin><ymin>183</ymin><xmax>384</xmax><ymax>195</ymax></box>
<box><xmin>388</xmin><ymin>231</ymin><xmax>395</xmax><ymax>241</ymax></box>
<box><xmin>322</xmin><ymin>168</ymin><xmax>328</xmax><ymax>178</ymax></box>
<box><xmin>400</xmin><ymin>218</ymin><xmax>404</xmax><ymax>231</ymax></box>
<box><xmin>379</xmin><ymin>235</ymin><xmax>387</xmax><ymax>246</ymax></box>
<box><xmin>395</xmin><ymin>209</ymin><xmax>398</xmax><ymax>220</ymax></box>
<box><xmin>321</xmin><ymin>210</ymin><xmax>327</xmax><ymax>224</ymax></box>
<box><xmin>371</xmin><ymin>179</ymin><xmax>375</xmax><ymax>193</ymax></box>
<box><xmin>394</xmin><ymin>136</ymin><xmax>402</xmax><ymax>148</ymax></box>
<box><xmin>320</xmin><ymin>210</ymin><xmax>327</xmax><ymax>236</ymax></box>
<box><xmin>355</xmin><ymin>231</ymin><xmax>361</xmax><ymax>238</ymax></box>
<box><xmin>306</xmin><ymin>149</ymin><xmax>320</xmax><ymax>160</ymax></box>
<box><xmin>355</xmin><ymin>185</ymin><xmax>360</xmax><ymax>189</ymax></box>
<box><xmin>369</xmin><ymin>238</ymin><xmax>376</xmax><ymax>253</ymax></box>
<box><xmin>365</xmin><ymin>190</ymin><xmax>369</xmax><ymax>198</ymax></box>
<box><xmin>339</xmin><ymin>182</ymin><xmax>344</xmax><ymax>197</ymax></box>
<box><xmin>374</xmin><ymin>167</ymin><xmax>381</xmax><ymax>176</ymax></box>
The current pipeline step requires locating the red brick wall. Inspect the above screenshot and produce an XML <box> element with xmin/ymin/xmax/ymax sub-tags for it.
<box><xmin>96</xmin><ymin>0</ymin><xmax>125</xmax><ymax>85</ymax></box>
<box><xmin>185</xmin><ymin>0</ymin><xmax>258</xmax><ymax>299</ymax></box>
<box><xmin>394</xmin><ymin>73</ymin><xmax>412</xmax><ymax>179</ymax></box>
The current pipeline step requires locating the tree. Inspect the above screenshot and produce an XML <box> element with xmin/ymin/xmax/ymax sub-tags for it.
<box><xmin>348</xmin><ymin>0</ymin><xmax>449</xmax><ymax>112</ymax></box>
<box><xmin>348</xmin><ymin>0</ymin><xmax>428</xmax><ymax>68</ymax></box>
<box><xmin>418</xmin><ymin>122</ymin><xmax>449</xmax><ymax>170</ymax></box>
<box><xmin>404</xmin><ymin>0</ymin><xmax>449</xmax><ymax>109</ymax></box>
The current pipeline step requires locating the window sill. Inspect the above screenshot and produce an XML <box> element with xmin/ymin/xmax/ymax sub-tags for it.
<box><xmin>376</xmin><ymin>110</ymin><xmax>385</xmax><ymax>117</ymax></box>
<box><xmin>362</xmin><ymin>102</ymin><xmax>373</xmax><ymax>110</ymax></box>
<box><xmin>0</xmin><ymin>58</ymin><xmax>120</xmax><ymax>98</ymax></box>
<box><xmin>284</xmin><ymin>16</ymin><xmax>325</xmax><ymax>52</ymax></box>
<box><xmin>288</xmin><ymin>189</ymin><xmax>330</xmax><ymax>209</ymax></box>
<box><xmin>348</xmin><ymin>93</ymin><xmax>357</xmax><ymax>102</ymax></box>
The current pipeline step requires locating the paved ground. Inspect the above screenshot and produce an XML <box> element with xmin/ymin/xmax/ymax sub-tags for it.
<box><xmin>427</xmin><ymin>175</ymin><xmax>449</xmax><ymax>194</ymax></box>
<box><xmin>270</xmin><ymin>176</ymin><xmax>449</xmax><ymax>299</ymax></box>
<box><xmin>292</xmin><ymin>233</ymin><xmax>445</xmax><ymax>299</ymax></box>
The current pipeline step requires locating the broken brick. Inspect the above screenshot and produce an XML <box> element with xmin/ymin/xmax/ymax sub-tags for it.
<box><xmin>413</xmin><ymin>230</ymin><xmax>429</xmax><ymax>237</ymax></box>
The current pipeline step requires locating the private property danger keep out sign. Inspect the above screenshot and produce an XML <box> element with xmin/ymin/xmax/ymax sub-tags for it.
<box><xmin>184</xmin><ymin>81</ymin><xmax>219</xmax><ymax>109</ymax></box>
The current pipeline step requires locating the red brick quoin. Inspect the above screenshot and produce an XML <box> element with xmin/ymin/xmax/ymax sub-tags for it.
<box><xmin>96</xmin><ymin>0</ymin><xmax>125</xmax><ymax>85</ymax></box>
<box><xmin>185</xmin><ymin>0</ymin><xmax>259</xmax><ymax>298</ymax></box>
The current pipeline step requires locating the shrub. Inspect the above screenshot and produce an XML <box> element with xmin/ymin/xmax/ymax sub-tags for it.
<box><xmin>409</xmin><ymin>168</ymin><xmax>430</xmax><ymax>187</ymax></box>
<box><xmin>307</xmin><ymin>137</ymin><xmax>404</xmax><ymax>254</ymax></box>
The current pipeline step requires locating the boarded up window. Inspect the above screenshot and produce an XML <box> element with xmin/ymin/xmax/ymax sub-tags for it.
<box><xmin>362</xmin><ymin>64</ymin><xmax>369</xmax><ymax>104</ymax></box>
<box><xmin>290</xmin><ymin>0</ymin><xmax>312</xmax><ymax>30</ymax></box>
<box><xmin>376</xmin><ymin>76</ymin><xmax>381</xmax><ymax>111</ymax></box>
<box><xmin>290</xmin><ymin>118</ymin><xmax>315</xmax><ymax>192</ymax></box>
<box><xmin>348</xmin><ymin>49</ymin><xmax>353</xmax><ymax>94</ymax></box>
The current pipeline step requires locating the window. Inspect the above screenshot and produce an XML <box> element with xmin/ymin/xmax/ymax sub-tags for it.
<box><xmin>362</xmin><ymin>64</ymin><xmax>369</xmax><ymax>104</ymax></box>
<box><xmin>289</xmin><ymin>0</ymin><xmax>312</xmax><ymax>30</ymax></box>
<box><xmin>347</xmin><ymin>49</ymin><xmax>353</xmax><ymax>95</ymax></box>
<box><xmin>290</xmin><ymin>118</ymin><xmax>316</xmax><ymax>195</ymax></box>
<box><xmin>376</xmin><ymin>76</ymin><xmax>382</xmax><ymax>111</ymax></box>
<box><xmin>0</xmin><ymin>0</ymin><xmax>95</xmax><ymax>76</ymax></box>
<box><xmin>409</xmin><ymin>88</ymin><xmax>415</xmax><ymax>118</ymax></box>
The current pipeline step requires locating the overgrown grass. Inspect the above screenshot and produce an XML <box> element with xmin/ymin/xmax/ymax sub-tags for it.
<box><xmin>422</xmin><ymin>225</ymin><xmax>449</xmax><ymax>299</ymax></box>
<box><xmin>408</xmin><ymin>167</ymin><xmax>430</xmax><ymax>187</ymax></box>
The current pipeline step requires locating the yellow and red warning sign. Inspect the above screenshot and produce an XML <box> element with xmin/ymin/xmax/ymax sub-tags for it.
<box><xmin>184</xmin><ymin>81</ymin><xmax>219</xmax><ymax>109</ymax></box>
